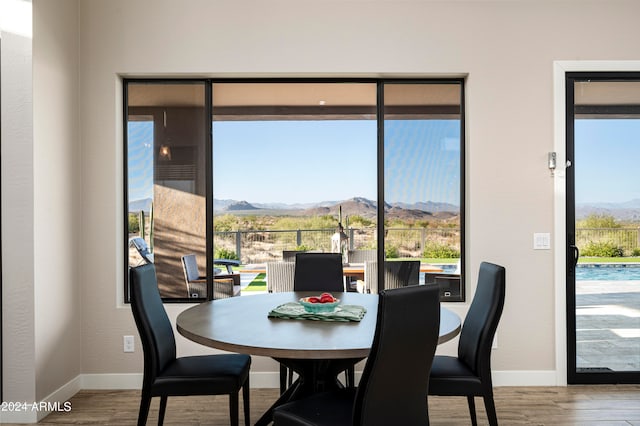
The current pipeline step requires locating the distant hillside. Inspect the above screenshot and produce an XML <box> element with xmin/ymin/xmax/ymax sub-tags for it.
<box><xmin>225</xmin><ymin>200</ymin><xmax>259</xmax><ymax>211</ymax></box>
<box><xmin>129</xmin><ymin>198</ymin><xmax>152</xmax><ymax>213</ymax></box>
<box><xmin>394</xmin><ymin>200</ymin><xmax>459</xmax><ymax>213</ymax></box>
<box><xmin>577</xmin><ymin>199</ymin><xmax>640</xmax><ymax>222</ymax></box>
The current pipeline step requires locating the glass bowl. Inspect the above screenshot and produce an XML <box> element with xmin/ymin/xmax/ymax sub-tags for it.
<box><xmin>299</xmin><ymin>298</ymin><xmax>340</xmax><ymax>313</ymax></box>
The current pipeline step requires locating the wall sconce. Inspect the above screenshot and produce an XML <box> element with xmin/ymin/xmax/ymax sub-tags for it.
<box><xmin>548</xmin><ymin>152</ymin><xmax>556</xmax><ymax>176</ymax></box>
<box><xmin>159</xmin><ymin>144</ymin><xmax>172</xmax><ymax>161</ymax></box>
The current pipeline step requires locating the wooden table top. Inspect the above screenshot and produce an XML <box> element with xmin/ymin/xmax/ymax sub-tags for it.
<box><xmin>176</xmin><ymin>291</ymin><xmax>460</xmax><ymax>360</ymax></box>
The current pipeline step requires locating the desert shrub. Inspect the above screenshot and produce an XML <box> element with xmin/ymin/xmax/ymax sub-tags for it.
<box><xmin>215</xmin><ymin>247</ymin><xmax>239</xmax><ymax>260</ymax></box>
<box><xmin>385</xmin><ymin>245</ymin><xmax>399</xmax><ymax>259</ymax></box>
<box><xmin>214</xmin><ymin>214</ymin><xmax>240</xmax><ymax>232</ymax></box>
<box><xmin>632</xmin><ymin>247</ymin><xmax>640</xmax><ymax>256</ymax></box>
<box><xmin>128</xmin><ymin>213</ymin><xmax>140</xmax><ymax>233</ymax></box>
<box><xmin>349</xmin><ymin>215</ymin><xmax>374</xmax><ymax>228</ymax></box>
<box><xmin>580</xmin><ymin>241</ymin><xmax>624</xmax><ymax>257</ymax></box>
<box><xmin>577</xmin><ymin>214</ymin><xmax>621</xmax><ymax>229</ymax></box>
<box><xmin>273</xmin><ymin>215</ymin><xmax>337</xmax><ymax>230</ymax></box>
<box><xmin>295</xmin><ymin>244</ymin><xmax>315</xmax><ymax>251</ymax></box>
<box><xmin>422</xmin><ymin>241</ymin><xmax>460</xmax><ymax>259</ymax></box>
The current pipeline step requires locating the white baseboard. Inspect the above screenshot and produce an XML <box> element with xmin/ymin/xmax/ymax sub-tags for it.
<box><xmin>77</xmin><ymin>369</ymin><xmax>560</xmax><ymax>390</ymax></box>
<box><xmin>79</xmin><ymin>372</ymin><xmax>282</xmax><ymax>390</ymax></box>
<box><xmin>0</xmin><ymin>375</ymin><xmax>82</xmax><ymax>423</ymax></box>
<box><xmin>81</xmin><ymin>373</ymin><xmax>143</xmax><ymax>389</ymax></box>
<box><xmin>492</xmin><ymin>370</ymin><xmax>558</xmax><ymax>386</ymax></box>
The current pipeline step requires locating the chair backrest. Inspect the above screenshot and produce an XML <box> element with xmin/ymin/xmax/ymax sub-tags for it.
<box><xmin>458</xmin><ymin>261</ymin><xmax>506</xmax><ymax>377</ymax></box>
<box><xmin>130</xmin><ymin>237</ymin><xmax>154</xmax><ymax>264</ymax></box>
<box><xmin>214</xmin><ymin>258</ymin><xmax>240</xmax><ymax>274</ymax></box>
<box><xmin>266</xmin><ymin>262</ymin><xmax>295</xmax><ymax>293</ymax></box>
<box><xmin>364</xmin><ymin>261</ymin><xmax>378</xmax><ymax>294</ymax></box>
<box><xmin>282</xmin><ymin>249</ymin><xmax>321</xmax><ymax>262</ymax></box>
<box><xmin>282</xmin><ymin>250</ymin><xmax>302</xmax><ymax>263</ymax></box>
<box><xmin>129</xmin><ymin>264</ymin><xmax>177</xmax><ymax>382</ymax></box>
<box><xmin>293</xmin><ymin>252</ymin><xmax>344</xmax><ymax>292</ymax></box>
<box><xmin>354</xmin><ymin>284</ymin><xmax>440</xmax><ymax>426</ymax></box>
<box><xmin>364</xmin><ymin>261</ymin><xmax>420</xmax><ymax>293</ymax></box>
<box><xmin>181</xmin><ymin>254</ymin><xmax>201</xmax><ymax>282</ymax></box>
<box><xmin>384</xmin><ymin>260</ymin><xmax>420</xmax><ymax>290</ymax></box>
<box><xmin>346</xmin><ymin>249</ymin><xmax>377</xmax><ymax>264</ymax></box>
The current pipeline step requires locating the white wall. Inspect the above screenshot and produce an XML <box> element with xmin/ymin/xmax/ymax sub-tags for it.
<box><xmin>33</xmin><ymin>0</ymin><xmax>81</xmax><ymax>403</ymax></box>
<box><xmin>3</xmin><ymin>0</ymin><xmax>640</xmax><ymax>407</ymax></box>
<box><xmin>75</xmin><ymin>0</ymin><xmax>640</xmax><ymax>380</ymax></box>
<box><xmin>1</xmin><ymin>4</ymin><xmax>36</xmax><ymax>408</ymax></box>
<box><xmin>1</xmin><ymin>0</ymin><xmax>81</xmax><ymax>421</ymax></box>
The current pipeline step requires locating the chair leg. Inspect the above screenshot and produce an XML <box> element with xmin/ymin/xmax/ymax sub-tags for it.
<box><xmin>243</xmin><ymin>375</ymin><xmax>251</xmax><ymax>426</ymax></box>
<box><xmin>345</xmin><ymin>366</ymin><xmax>355</xmax><ymax>388</ymax></box>
<box><xmin>137</xmin><ymin>390</ymin><xmax>152</xmax><ymax>426</ymax></box>
<box><xmin>157</xmin><ymin>396</ymin><xmax>168</xmax><ymax>426</ymax></box>
<box><xmin>467</xmin><ymin>395</ymin><xmax>478</xmax><ymax>426</ymax></box>
<box><xmin>279</xmin><ymin>364</ymin><xmax>287</xmax><ymax>394</ymax></box>
<box><xmin>229</xmin><ymin>391</ymin><xmax>239</xmax><ymax>426</ymax></box>
<box><xmin>483</xmin><ymin>392</ymin><xmax>499</xmax><ymax>426</ymax></box>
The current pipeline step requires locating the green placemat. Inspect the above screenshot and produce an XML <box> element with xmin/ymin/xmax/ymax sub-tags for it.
<box><xmin>268</xmin><ymin>302</ymin><xmax>367</xmax><ymax>322</ymax></box>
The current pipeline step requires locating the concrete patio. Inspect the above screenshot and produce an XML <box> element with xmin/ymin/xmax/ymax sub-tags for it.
<box><xmin>576</xmin><ymin>280</ymin><xmax>640</xmax><ymax>371</ymax></box>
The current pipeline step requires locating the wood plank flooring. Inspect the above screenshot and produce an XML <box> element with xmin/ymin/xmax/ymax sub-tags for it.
<box><xmin>7</xmin><ymin>385</ymin><xmax>640</xmax><ymax>425</ymax></box>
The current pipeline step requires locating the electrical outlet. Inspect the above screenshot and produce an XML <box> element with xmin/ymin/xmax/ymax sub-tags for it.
<box><xmin>124</xmin><ymin>335</ymin><xmax>135</xmax><ymax>353</ymax></box>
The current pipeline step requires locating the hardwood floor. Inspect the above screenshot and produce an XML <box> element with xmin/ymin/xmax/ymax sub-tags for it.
<box><xmin>9</xmin><ymin>385</ymin><xmax>640</xmax><ymax>425</ymax></box>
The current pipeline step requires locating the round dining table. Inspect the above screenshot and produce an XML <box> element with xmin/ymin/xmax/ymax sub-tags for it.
<box><xmin>176</xmin><ymin>291</ymin><xmax>461</xmax><ymax>425</ymax></box>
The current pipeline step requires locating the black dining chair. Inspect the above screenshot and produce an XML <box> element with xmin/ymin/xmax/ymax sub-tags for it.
<box><xmin>293</xmin><ymin>252</ymin><xmax>344</xmax><ymax>292</ymax></box>
<box><xmin>428</xmin><ymin>261</ymin><xmax>506</xmax><ymax>426</ymax></box>
<box><xmin>273</xmin><ymin>284</ymin><xmax>441</xmax><ymax>426</ymax></box>
<box><xmin>291</xmin><ymin>252</ymin><xmax>353</xmax><ymax>387</ymax></box>
<box><xmin>129</xmin><ymin>264</ymin><xmax>251</xmax><ymax>426</ymax></box>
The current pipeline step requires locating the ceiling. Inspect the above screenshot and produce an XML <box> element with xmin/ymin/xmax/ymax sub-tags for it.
<box><xmin>127</xmin><ymin>82</ymin><xmax>461</xmax><ymax>108</ymax></box>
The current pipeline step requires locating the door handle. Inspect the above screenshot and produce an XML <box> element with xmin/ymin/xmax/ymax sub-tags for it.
<box><xmin>568</xmin><ymin>244</ymin><xmax>579</xmax><ymax>273</ymax></box>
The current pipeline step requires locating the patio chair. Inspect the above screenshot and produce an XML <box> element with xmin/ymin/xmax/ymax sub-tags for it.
<box><xmin>130</xmin><ymin>237</ymin><xmax>154</xmax><ymax>264</ymax></box>
<box><xmin>181</xmin><ymin>254</ymin><xmax>240</xmax><ymax>299</ymax></box>
<box><xmin>266</xmin><ymin>261</ymin><xmax>296</xmax><ymax>394</ymax></box>
<box><xmin>345</xmin><ymin>250</ymin><xmax>377</xmax><ymax>291</ymax></box>
<box><xmin>282</xmin><ymin>250</ymin><xmax>322</xmax><ymax>263</ymax></box>
<box><xmin>361</xmin><ymin>260</ymin><xmax>420</xmax><ymax>294</ymax></box>
<box><xmin>266</xmin><ymin>262</ymin><xmax>295</xmax><ymax>293</ymax></box>
<box><xmin>273</xmin><ymin>284</ymin><xmax>441</xmax><ymax>426</ymax></box>
<box><xmin>346</xmin><ymin>249</ymin><xmax>377</xmax><ymax>264</ymax></box>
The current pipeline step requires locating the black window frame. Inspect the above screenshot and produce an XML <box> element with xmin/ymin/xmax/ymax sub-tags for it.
<box><xmin>565</xmin><ymin>71</ymin><xmax>640</xmax><ymax>385</ymax></box>
<box><xmin>124</xmin><ymin>77</ymin><xmax>466</xmax><ymax>303</ymax></box>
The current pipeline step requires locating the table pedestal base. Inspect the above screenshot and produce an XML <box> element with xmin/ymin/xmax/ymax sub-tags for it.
<box><xmin>254</xmin><ymin>357</ymin><xmax>362</xmax><ymax>426</ymax></box>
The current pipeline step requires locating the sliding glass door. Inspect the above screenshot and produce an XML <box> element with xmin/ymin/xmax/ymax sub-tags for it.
<box><xmin>566</xmin><ymin>73</ymin><xmax>640</xmax><ymax>383</ymax></box>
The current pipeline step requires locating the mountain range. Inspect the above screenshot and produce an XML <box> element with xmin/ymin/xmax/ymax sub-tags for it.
<box><xmin>130</xmin><ymin>195</ymin><xmax>640</xmax><ymax>223</ymax></box>
<box><xmin>218</xmin><ymin>196</ymin><xmax>459</xmax><ymax>221</ymax></box>
<box><xmin>576</xmin><ymin>199</ymin><xmax>640</xmax><ymax>222</ymax></box>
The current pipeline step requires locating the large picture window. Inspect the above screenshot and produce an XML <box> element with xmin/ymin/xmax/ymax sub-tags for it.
<box><xmin>124</xmin><ymin>79</ymin><xmax>464</xmax><ymax>302</ymax></box>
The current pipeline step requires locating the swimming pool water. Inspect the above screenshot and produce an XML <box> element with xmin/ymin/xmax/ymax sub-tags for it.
<box><xmin>576</xmin><ymin>264</ymin><xmax>640</xmax><ymax>281</ymax></box>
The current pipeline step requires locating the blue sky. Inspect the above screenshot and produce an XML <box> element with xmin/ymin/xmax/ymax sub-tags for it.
<box><xmin>575</xmin><ymin>119</ymin><xmax>640</xmax><ymax>204</ymax></box>
<box><xmin>213</xmin><ymin>120</ymin><xmax>377</xmax><ymax>204</ymax></box>
<box><xmin>128</xmin><ymin>118</ymin><xmax>462</xmax><ymax>205</ymax></box>
<box><xmin>127</xmin><ymin>121</ymin><xmax>154</xmax><ymax>202</ymax></box>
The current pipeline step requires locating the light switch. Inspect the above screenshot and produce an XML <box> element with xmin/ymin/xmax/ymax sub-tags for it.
<box><xmin>533</xmin><ymin>233</ymin><xmax>551</xmax><ymax>250</ymax></box>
